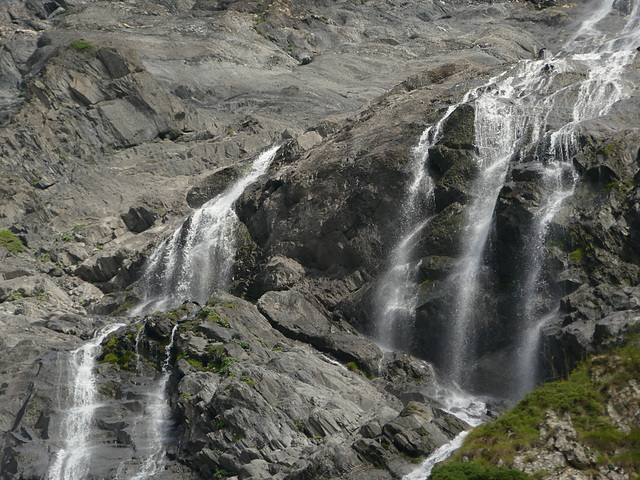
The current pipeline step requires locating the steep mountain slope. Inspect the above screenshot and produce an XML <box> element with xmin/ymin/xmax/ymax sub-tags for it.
<box><xmin>1</xmin><ymin>0</ymin><xmax>640</xmax><ymax>479</ymax></box>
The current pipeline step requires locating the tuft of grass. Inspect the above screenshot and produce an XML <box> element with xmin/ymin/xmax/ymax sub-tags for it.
<box><xmin>0</xmin><ymin>230</ymin><xmax>25</xmax><ymax>254</ymax></box>
<box><xmin>70</xmin><ymin>40</ymin><xmax>97</xmax><ymax>53</ymax></box>
<box><xmin>231</xmin><ymin>338</ymin><xmax>251</xmax><ymax>351</ymax></box>
<box><xmin>198</xmin><ymin>307</ymin><xmax>230</xmax><ymax>327</ymax></box>
<box><xmin>431</xmin><ymin>462</ymin><xmax>532</xmax><ymax>480</ymax></box>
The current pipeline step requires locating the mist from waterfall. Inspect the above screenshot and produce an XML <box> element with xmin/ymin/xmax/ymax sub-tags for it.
<box><xmin>132</xmin><ymin>144</ymin><xmax>280</xmax><ymax>316</ymax></box>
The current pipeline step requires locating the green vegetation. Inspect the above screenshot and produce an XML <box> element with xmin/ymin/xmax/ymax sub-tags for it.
<box><xmin>100</xmin><ymin>334</ymin><xmax>137</xmax><ymax>370</ymax></box>
<box><xmin>101</xmin><ymin>349</ymin><xmax>135</xmax><ymax>369</ymax></box>
<box><xmin>69</xmin><ymin>40</ymin><xmax>97</xmax><ymax>53</ymax></box>
<box><xmin>569</xmin><ymin>248</ymin><xmax>583</xmax><ymax>262</ymax></box>
<box><xmin>231</xmin><ymin>338</ymin><xmax>251</xmax><ymax>351</ymax></box>
<box><xmin>0</xmin><ymin>230</ymin><xmax>25</xmax><ymax>254</ymax></box>
<box><xmin>449</xmin><ymin>334</ymin><xmax>640</xmax><ymax>474</ymax></box>
<box><xmin>431</xmin><ymin>462</ymin><xmax>532</xmax><ymax>480</ymax></box>
<box><xmin>255</xmin><ymin>2</ymin><xmax>268</xmax><ymax>24</ymax></box>
<box><xmin>603</xmin><ymin>141</ymin><xmax>619</xmax><ymax>157</ymax></box>
<box><xmin>346</xmin><ymin>361</ymin><xmax>359</xmax><ymax>372</ymax></box>
<box><xmin>198</xmin><ymin>307</ymin><xmax>230</xmax><ymax>327</ymax></box>
<box><xmin>207</xmin><ymin>297</ymin><xmax>237</xmax><ymax>310</ymax></box>
<box><xmin>240</xmin><ymin>375</ymin><xmax>256</xmax><ymax>387</ymax></box>
<box><xmin>604</xmin><ymin>180</ymin><xmax>635</xmax><ymax>194</ymax></box>
<box><xmin>179</xmin><ymin>344</ymin><xmax>239</xmax><ymax>375</ymax></box>
<box><xmin>213</xmin><ymin>468</ymin><xmax>232</xmax><ymax>479</ymax></box>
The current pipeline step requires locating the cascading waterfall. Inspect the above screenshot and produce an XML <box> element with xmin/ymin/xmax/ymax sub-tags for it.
<box><xmin>132</xmin><ymin>144</ymin><xmax>280</xmax><ymax>315</ymax></box>
<box><xmin>445</xmin><ymin>1</ymin><xmax>640</xmax><ymax>389</ymax></box>
<box><xmin>393</xmin><ymin>4</ymin><xmax>640</xmax><ymax>477</ymax></box>
<box><xmin>372</xmin><ymin>129</ymin><xmax>435</xmax><ymax>350</ymax></box>
<box><xmin>48</xmin><ymin>323</ymin><xmax>125</xmax><ymax>480</ymax></box>
<box><xmin>373</xmin><ymin>90</ymin><xmax>479</xmax><ymax>350</ymax></box>
<box><xmin>125</xmin><ymin>323</ymin><xmax>179</xmax><ymax>480</ymax></box>
<box><xmin>120</xmin><ymin>145</ymin><xmax>280</xmax><ymax>478</ymax></box>
<box><xmin>513</xmin><ymin>2</ymin><xmax>640</xmax><ymax>394</ymax></box>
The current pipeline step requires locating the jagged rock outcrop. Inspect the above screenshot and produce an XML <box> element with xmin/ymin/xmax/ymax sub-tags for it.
<box><xmin>1</xmin><ymin>0</ymin><xmax>640</xmax><ymax>478</ymax></box>
<box><xmin>0</xmin><ymin>292</ymin><xmax>470</xmax><ymax>479</ymax></box>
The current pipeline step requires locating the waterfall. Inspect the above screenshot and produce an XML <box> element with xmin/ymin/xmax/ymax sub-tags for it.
<box><xmin>121</xmin><ymin>146</ymin><xmax>280</xmax><ymax>477</ymax></box>
<box><xmin>373</xmin><ymin>91</ymin><xmax>480</xmax><ymax>350</ymax></box>
<box><xmin>124</xmin><ymin>323</ymin><xmax>179</xmax><ymax>480</ymax></box>
<box><xmin>513</xmin><ymin>2</ymin><xmax>640</xmax><ymax>394</ymax></box>
<box><xmin>48</xmin><ymin>323</ymin><xmax>125</xmax><ymax>480</ymax></box>
<box><xmin>133</xmin><ymin>144</ymin><xmax>280</xmax><ymax>315</ymax></box>
<box><xmin>402</xmin><ymin>432</ymin><xmax>469</xmax><ymax>480</ymax></box>
<box><xmin>444</xmin><ymin>1</ymin><xmax>640</xmax><ymax>389</ymax></box>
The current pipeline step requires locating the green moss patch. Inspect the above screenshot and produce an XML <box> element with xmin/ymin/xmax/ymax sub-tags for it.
<box><xmin>69</xmin><ymin>40</ymin><xmax>98</xmax><ymax>53</ymax></box>
<box><xmin>198</xmin><ymin>307</ymin><xmax>230</xmax><ymax>327</ymax></box>
<box><xmin>0</xmin><ymin>230</ymin><xmax>25</xmax><ymax>254</ymax></box>
<box><xmin>179</xmin><ymin>344</ymin><xmax>239</xmax><ymax>375</ymax></box>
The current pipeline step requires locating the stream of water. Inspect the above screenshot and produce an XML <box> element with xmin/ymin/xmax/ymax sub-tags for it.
<box><xmin>125</xmin><ymin>323</ymin><xmax>178</xmax><ymax>480</ymax></box>
<box><xmin>446</xmin><ymin>1</ymin><xmax>640</xmax><ymax>390</ymax></box>
<box><xmin>132</xmin><ymin>144</ymin><xmax>280</xmax><ymax>315</ymax></box>
<box><xmin>48</xmin><ymin>323</ymin><xmax>125</xmax><ymax>480</ymax></box>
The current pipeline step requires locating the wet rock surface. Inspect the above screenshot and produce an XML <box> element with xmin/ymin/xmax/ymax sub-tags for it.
<box><xmin>1</xmin><ymin>0</ymin><xmax>640</xmax><ymax>478</ymax></box>
<box><xmin>0</xmin><ymin>293</ymin><xmax>470</xmax><ymax>479</ymax></box>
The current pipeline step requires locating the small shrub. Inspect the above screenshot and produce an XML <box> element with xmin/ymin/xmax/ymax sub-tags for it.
<box><xmin>231</xmin><ymin>338</ymin><xmax>251</xmax><ymax>351</ymax></box>
<box><xmin>70</xmin><ymin>40</ymin><xmax>97</xmax><ymax>53</ymax></box>
<box><xmin>569</xmin><ymin>248</ymin><xmax>583</xmax><ymax>262</ymax></box>
<box><xmin>346</xmin><ymin>361</ymin><xmax>362</xmax><ymax>373</ymax></box>
<box><xmin>102</xmin><ymin>353</ymin><xmax>119</xmax><ymax>364</ymax></box>
<box><xmin>0</xmin><ymin>230</ymin><xmax>25</xmax><ymax>254</ymax></box>
<box><xmin>213</xmin><ymin>468</ymin><xmax>232</xmax><ymax>479</ymax></box>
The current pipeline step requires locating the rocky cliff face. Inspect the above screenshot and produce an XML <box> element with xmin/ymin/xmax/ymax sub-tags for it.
<box><xmin>1</xmin><ymin>0</ymin><xmax>640</xmax><ymax>479</ymax></box>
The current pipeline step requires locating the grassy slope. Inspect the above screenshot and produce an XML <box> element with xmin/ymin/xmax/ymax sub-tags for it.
<box><xmin>431</xmin><ymin>333</ymin><xmax>640</xmax><ymax>479</ymax></box>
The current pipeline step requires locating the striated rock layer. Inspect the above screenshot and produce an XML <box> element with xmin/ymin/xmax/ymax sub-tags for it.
<box><xmin>1</xmin><ymin>0</ymin><xmax>640</xmax><ymax>478</ymax></box>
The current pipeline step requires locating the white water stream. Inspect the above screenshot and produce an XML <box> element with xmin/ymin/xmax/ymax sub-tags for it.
<box><xmin>373</xmin><ymin>89</ymin><xmax>480</xmax><ymax>349</ymax></box>
<box><xmin>403</xmin><ymin>432</ymin><xmax>469</xmax><ymax>480</ymax></box>
<box><xmin>124</xmin><ymin>323</ymin><xmax>179</xmax><ymax>480</ymax></box>
<box><xmin>447</xmin><ymin>1</ymin><xmax>640</xmax><ymax>389</ymax></box>
<box><xmin>48</xmin><ymin>323</ymin><xmax>125</xmax><ymax>480</ymax></box>
<box><xmin>393</xmin><ymin>3</ymin><xmax>640</xmax><ymax>477</ymax></box>
<box><xmin>133</xmin><ymin>144</ymin><xmax>280</xmax><ymax>315</ymax></box>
